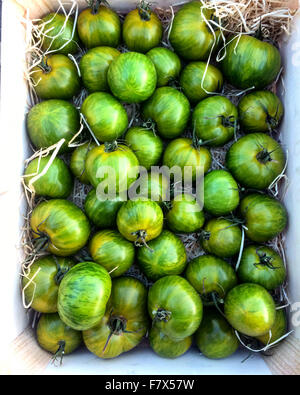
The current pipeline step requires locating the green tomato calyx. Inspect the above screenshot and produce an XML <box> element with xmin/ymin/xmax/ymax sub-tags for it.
<box><xmin>254</xmin><ymin>249</ymin><xmax>280</xmax><ymax>270</ymax></box>
<box><xmin>256</xmin><ymin>148</ymin><xmax>274</xmax><ymax>164</ymax></box>
<box><xmin>153</xmin><ymin>308</ymin><xmax>172</xmax><ymax>323</ymax></box>
<box><xmin>87</xmin><ymin>0</ymin><xmax>109</xmax><ymax>14</ymax></box>
<box><xmin>37</xmin><ymin>56</ymin><xmax>51</xmax><ymax>74</ymax></box>
<box><xmin>142</xmin><ymin>119</ymin><xmax>157</xmax><ymax>136</ymax></box>
<box><xmin>138</xmin><ymin>0</ymin><xmax>152</xmax><ymax>21</ymax></box>
<box><xmin>51</xmin><ymin>340</ymin><xmax>66</xmax><ymax>366</ymax></box>
<box><xmin>109</xmin><ymin>315</ymin><xmax>128</xmax><ymax>335</ymax></box>
<box><xmin>104</xmin><ymin>141</ymin><xmax>118</xmax><ymax>153</ymax></box>
<box><xmin>199</xmin><ymin>230</ymin><xmax>211</xmax><ymax>241</ymax></box>
<box><xmin>131</xmin><ymin>229</ymin><xmax>154</xmax><ymax>251</ymax></box>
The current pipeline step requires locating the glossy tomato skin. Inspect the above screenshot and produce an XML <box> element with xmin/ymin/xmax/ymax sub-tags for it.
<box><xmin>201</xmin><ymin>218</ymin><xmax>242</xmax><ymax>258</ymax></box>
<box><xmin>123</xmin><ymin>8</ymin><xmax>163</xmax><ymax>53</ymax></box>
<box><xmin>77</xmin><ymin>6</ymin><xmax>121</xmax><ymax>49</ymax></box>
<box><xmin>39</xmin><ymin>13</ymin><xmax>79</xmax><ymax>55</ymax></box>
<box><xmin>180</xmin><ymin>62</ymin><xmax>223</xmax><ymax>104</ymax></box>
<box><xmin>84</xmin><ymin>189</ymin><xmax>124</xmax><ymax>228</ymax></box>
<box><xmin>149</xmin><ymin>326</ymin><xmax>192</xmax><ymax>359</ymax></box>
<box><xmin>27</xmin><ymin>100</ymin><xmax>80</xmax><ymax>153</ymax></box>
<box><xmin>256</xmin><ymin>308</ymin><xmax>287</xmax><ymax>345</ymax></box>
<box><xmin>142</xmin><ymin>87</ymin><xmax>190</xmax><ymax>139</ymax></box>
<box><xmin>32</xmin><ymin>55</ymin><xmax>80</xmax><ymax>100</ymax></box>
<box><xmin>148</xmin><ymin>275</ymin><xmax>203</xmax><ymax>341</ymax></box>
<box><xmin>166</xmin><ymin>194</ymin><xmax>205</xmax><ymax>234</ymax></box>
<box><xmin>125</xmin><ymin>127</ymin><xmax>164</xmax><ymax>170</ymax></box>
<box><xmin>85</xmin><ymin>144</ymin><xmax>139</xmax><ymax>194</ymax></box>
<box><xmin>221</xmin><ymin>35</ymin><xmax>281</xmax><ymax>90</ymax></box>
<box><xmin>237</xmin><ymin>245</ymin><xmax>286</xmax><ymax>290</ymax></box>
<box><xmin>107</xmin><ymin>52</ymin><xmax>157</xmax><ymax>103</ymax></box>
<box><xmin>79</xmin><ymin>46</ymin><xmax>120</xmax><ymax>93</ymax></box>
<box><xmin>81</xmin><ymin>92</ymin><xmax>128</xmax><ymax>142</ymax></box>
<box><xmin>89</xmin><ymin>230</ymin><xmax>135</xmax><ymax>278</ymax></box>
<box><xmin>83</xmin><ymin>277</ymin><xmax>148</xmax><ymax>359</ymax></box>
<box><xmin>146</xmin><ymin>48</ymin><xmax>181</xmax><ymax>87</ymax></box>
<box><xmin>193</xmin><ymin>96</ymin><xmax>238</xmax><ymax>147</ymax></box>
<box><xmin>117</xmin><ymin>200</ymin><xmax>164</xmax><ymax>244</ymax></box>
<box><xmin>203</xmin><ymin>170</ymin><xmax>240</xmax><ymax>216</ymax></box>
<box><xmin>137</xmin><ymin>230</ymin><xmax>187</xmax><ymax>281</ymax></box>
<box><xmin>226</xmin><ymin>133</ymin><xmax>285</xmax><ymax>190</ymax></box>
<box><xmin>22</xmin><ymin>256</ymin><xmax>75</xmax><ymax>313</ymax></box>
<box><xmin>238</xmin><ymin>91</ymin><xmax>284</xmax><ymax>133</ymax></box>
<box><xmin>58</xmin><ymin>262</ymin><xmax>112</xmax><ymax>331</ymax></box>
<box><xmin>163</xmin><ymin>138</ymin><xmax>212</xmax><ymax>181</ymax></box>
<box><xmin>30</xmin><ymin>199</ymin><xmax>91</xmax><ymax>256</ymax></box>
<box><xmin>70</xmin><ymin>141</ymin><xmax>98</xmax><ymax>184</ymax></box>
<box><xmin>185</xmin><ymin>255</ymin><xmax>238</xmax><ymax>299</ymax></box>
<box><xmin>169</xmin><ymin>2</ymin><xmax>220</xmax><ymax>61</ymax></box>
<box><xmin>195</xmin><ymin>308</ymin><xmax>239</xmax><ymax>359</ymax></box>
<box><xmin>128</xmin><ymin>172</ymin><xmax>169</xmax><ymax>203</ymax></box>
<box><xmin>24</xmin><ymin>156</ymin><xmax>73</xmax><ymax>198</ymax></box>
<box><xmin>37</xmin><ymin>313</ymin><xmax>82</xmax><ymax>355</ymax></box>
<box><xmin>224</xmin><ymin>283</ymin><xmax>276</xmax><ymax>337</ymax></box>
<box><xmin>240</xmin><ymin>193</ymin><xmax>288</xmax><ymax>242</ymax></box>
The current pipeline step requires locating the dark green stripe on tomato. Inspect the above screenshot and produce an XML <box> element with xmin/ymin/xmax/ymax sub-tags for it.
<box><xmin>149</xmin><ymin>326</ymin><xmax>192</xmax><ymax>359</ymax></box>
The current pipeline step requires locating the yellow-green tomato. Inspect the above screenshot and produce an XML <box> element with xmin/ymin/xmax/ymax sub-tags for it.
<box><xmin>70</xmin><ymin>141</ymin><xmax>98</xmax><ymax>184</ymax></box>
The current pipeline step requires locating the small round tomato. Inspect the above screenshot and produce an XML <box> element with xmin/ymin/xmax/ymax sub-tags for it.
<box><xmin>203</xmin><ymin>170</ymin><xmax>240</xmax><ymax>216</ymax></box>
<box><xmin>163</xmin><ymin>138</ymin><xmax>212</xmax><ymax>181</ymax></box>
<box><xmin>149</xmin><ymin>326</ymin><xmax>192</xmax><ymax>359</ymax></box>
<box><xmin>224</xmin><ymin>283</ymin><xmax>276</xmax><ymax>337</ymax></box>
<box><xmin>81</xmin><ymin>92</ymin><xmax>128</xmax><ymax>142</ymax></box>
<box><xmin>169</xmin><ymin>2</ymin><xmax>220</xmax><ymax>61</ymax></box>
<box><xmin>148</xmin><ymin>275</ymin><xmax>203</xmax><ymax>341</ymax></box>
<box><xmin>146</xmin><ymin>47</ymin><xmax>181</xmax><ymax>87</ymax></box>
<box><xmin>142</xmin><ymin>87</ymin><xmax>190</xmax><ymax>139</ymax></box>
<box><xmin>128</xmin><ymin>172</ymin><xmax>169</xmax><ymax>203</ymax></box>
<box><xmin>84</xmin><ymin>189</ymin><xmax>124</xmax><ymax>228</ymax></box>
<box><xmin>192</xmin><ymin>96</ymin><xmax>238</xmax><ymax>147</ymax></box>
<box><xmin>107</xmin><ymin>52</ymin><xmax>157</xmax><ymax>103</ymax></box>
<box><xmin>226</xmin><ymin>133</ymin><xmax>285</xmax><ymax>190</ymax></box>
<box><xmin>27</xmin><ymin>100</ymin><xmax>80</xmax><ymax>153</ymax></box>
<box><xmin>117</xmin><ymin>199</ymin><xmax>163</xmax><ymax>245</ymax></box>
<box><xmin>89</xmin><ymin>230</ymin><xmax>135</xmax><ymax>278</ymax></box>
<box><xmin>77</xmin><ymin>4</ymin><xmax>121</xmax><ymax>49</ymax></box>
<box><xmin>240</xmin><ymin>193</ymin><xmax>288</xmax><ymax>242</ymax></box>
<box><xmin>37</xmin><ymin>313</ymin><xmax>82</xmax><ymax>357</ymax></box>
<box><xmin>221</xmin><ymin>35</ymin><xmax>281</xmax><ymax>90</ymax></box>
<box><xmin>30</xmin><ymin>199</ymin><xmax>91</xmax><ymax>256</ymax></box>
<box><xmin>125</xmin><ymin>127</ymin><xmax>164</xmax><ymax>170</ymax></box>
<box><xmin>31</xmin><ymin>55</ymin><xmax>81</xmax><ymax>100</ymax></box>
<box><xmin>137</xmin><ymin>230</ymin><xmax>187</xmax><ymax>281</ymax></box>
<box><xmin>201</xmin><ymin>218</ymin><xmax>242</xmax><ymax>258</ymax></box>
<box><xmin>24</xmin><ymin>155</ymin><xmax>73</xmax><ymax>198</ymax></box>
<box><xmin>83</xmin><ymin>276</ymin><xmax>148</xmax><ymax>359</ymax></box>
<box><xmin>79</xmin><ymin>46</ymin><xmax>120</xmax><ymax>93</ymax></box>
<box><xmin>185</xmin><ymin>255</ymin><xmax>237</xmax><ymax>300</ymax></box>
<box><xmin>166</xmin><ymin>194</ymin><xmax>205</xmax><ymax>234</ymax></box>
<box><xmin>256</xmin><ymin>308</ymin><xmax>287</xmax><ymax>346</ymax></box>
<box><xmin>180</xmin><ymin>62</ymin><xmax>223</xmax><ymax>104</ymax></box>
<box><xmin>70</xmin><ymin>141</ymin><xmax>98</xmax><ymax>184</ymax></box>
<box><xmin>195</xmin><ymin>308</ymin><xmax>239</xmax><ymax>359</ymax></box>
<box><xmin>58</xmin><ymin>261</ymin><xmax>112</xmax><ymax>331</ymax></box>
<box><xmin>22</xmin><ymin>255</ymin><xmax>75</xmax><ymax>313</ymax></box>
<box><xmin>85</xmin><ymin>143</ymin><xmax>139</xmax><ymax>193</ymax></box>
<box><xmin>238</xmin><ymin>91</ymin><xmax>284</xmax><ymax>133</ymax></box>
<box><xmin>39</xmin><ymin>13</ymin><xmax>80</xmax><ymax>55</ymax></box>
<box><xmin>237</xmin><ymin>245</ymin><xmax>286</xmax><ymax>290</ymax></box>
<box><xmin>123</xmin><ymin>5</ymin><xmax>163</xmax><ymax>53</ymax></box>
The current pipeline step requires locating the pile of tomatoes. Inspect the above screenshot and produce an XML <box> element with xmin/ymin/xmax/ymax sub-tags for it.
<box><xmin>23</xmin><ymin>1</ymin><xmax>288</xmax><ymax>362</ymax></box>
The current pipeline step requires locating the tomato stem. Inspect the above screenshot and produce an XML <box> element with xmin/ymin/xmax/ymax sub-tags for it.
<box><xmin>51</xmin><ymin>340</ymin><xmax>66</xmax><ymax>366</ymax></box>
<box><xmin>153</xmin><ymin>308</ymin><xmax>172</xmax><ymax>323</ymax></box>
<box><xmin>37</xmin><ymin>56</ymin><xmax>51</xmax><ymax>74</ymax></box>
<box><xmin>255</xmin><ymin>249</ymin><xmax>280</xmax><ymax>270</ymax></box>
<box><xmin>138</xmin><ymin>0</ymin><xmax>152</xmax><ymax>21</ymax></box>
<box><xmin>87</xmin><ymin>0</ymin><xmax>109</xmax><ymax>14</ymax></box>
<box><xmin>131</xmin><ymin>230</ymin><xmax>154</xmax><ymax>252</ymax></box>
<box><xmin>104</xmin><ymin>141</ymin><xmax>118</xmax><ymax>153</ymax></box>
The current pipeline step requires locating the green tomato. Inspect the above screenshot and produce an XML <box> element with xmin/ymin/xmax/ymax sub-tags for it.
<box><xmin>256</xmin><ymin>308</ymin><xmax>287</xmax><ymax>346</ymax></box>
<box><xmin>180</xmin><ymin>62</ymin><xmax>223</xmax><ymax>104</ymax></box>
<box><xmin>221</xmin><ymin>35</ymin><xmax>281</xmax><ymax>90</ymax></box>
<box><xmin>81</xmin><ymin>92</ymin><xmax>128</xmax><ymax>143</ymax></box>
<box><xmin>128</xmin><ymin>172</ymin><xmax>169</xmax><ymax>203</ymax></box>
<box><xmin>22</xmin><ymin>256</ymin><xmax>75</xmax><ymax>313</ymax></box>
<box><xmin>224</xmin><ymin>283</ymin><xmax>276</xmax><ymax>337</ymax></box>
<box><xmin>79</xmin><ymin>46</ymin><xmax>120</xmax><ymax>92</ymax></box>
<box><xmin>27</xmin><ymin>100</ymin><xmax>80</xmax><ymax>153</ymax></box>
<box><xmin>240</xmin><ymin>193</ymin><xmax>288</xmax><ymax>242</ymax></box>
<box><xmin>226</xmin><ymin>133</ymin><xmax>285</xmax><ymax>190</ymax></box>
<box><xmin>89</xmin><ymin>230</ymin><xmax>135</xmax><ymax>278</ymax></box>
<box><xmin>195</xmin><ymin>308</ymin><xmax>239</xmax><ymax>359</ymax></box>
<box><xmin>137</xmin><ymin>230</ymin><xmax>187</xmax><ymax>281</ymax></box>
<box><xmin>149</xmin><ymin>326</ymin><xmax>192</xmax><ymax>359</ymax></box>
<box><xmin>192</xmin><ymin>96</ymin><xmax>238</xmax><ymax>147</ymax></box>
<box><xmin>142</xmin><ymin>87</ymin><xmax>190</xmax><ymax>139</ymax></box>
<box><xmin>70</xmin><ymin>141</ymin><xmax>98</xmax><ymax>184</ymax></box>
<box><xmin>58</xmin><ymin>262</ymin><xmax>112</xmax><ymax>331</ymax></box>
<box><xmin>24</xmin><ymin>155</ymin><xmax>73</xmax><ymax>198</ymax></box>
<box><xmin>237</xmin><ymin>245</ymin><xmax>286</xmax><ymax>290</ymax></box>
<box><xmin>146</xmin><ymin>47</ymin><xmax>181</xmax><ymax>87</ymax></box>
<box><xmin>107</xmin><ymin>52</ymin><xmax>157</xmax><ymax>103</ymax></box>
